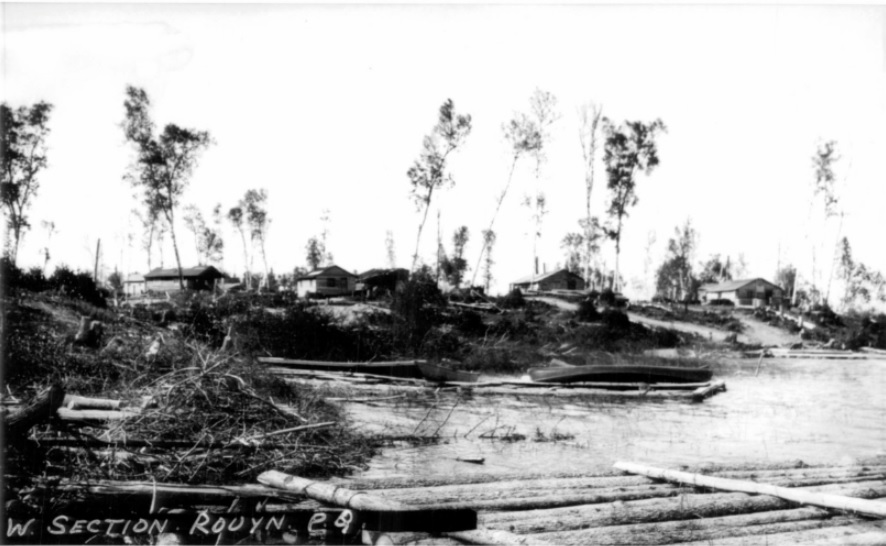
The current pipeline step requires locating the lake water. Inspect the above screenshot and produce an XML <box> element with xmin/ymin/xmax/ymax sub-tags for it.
<box><xmin>343</xmin><ymin>357</ymin><xmax>886</xmax><ymax>478</ymax></box>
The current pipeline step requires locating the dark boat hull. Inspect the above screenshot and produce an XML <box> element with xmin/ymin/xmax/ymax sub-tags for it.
<box><xmin>528</xmin><ymin>364</ymin><xmax>712</xmax><ymax>384</ymax></box>
<box><xmin>418</xmin><ymin>361</ymin><xmax>480</xmax><ymax>383</ymax></box>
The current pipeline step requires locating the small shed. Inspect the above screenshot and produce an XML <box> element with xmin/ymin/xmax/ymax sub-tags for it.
<box><xmin>123</xmin><ymin>274</ymin><xmax>146</xmax><ymax>297</ymax></box>
<box><xmin>296</xmin><ymin>265</ymin><xmax>358</xmax><ymax>298</ymax></box>
<box><xmin>699</xmin><ymin>278</ymin><xmax>784</xmax><ymax>308</ymax></box>
<box><xmin>143</xmin><ymin>266</ymin><xmax>225</xmax><ymax>293</ymax></box>
<box><xmin>510</xmin><ymin>269</ymin><xmax>586</xmax><ymax>293</ymax></box>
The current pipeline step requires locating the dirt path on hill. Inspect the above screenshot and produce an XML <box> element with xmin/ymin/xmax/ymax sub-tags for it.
<box><xmin>733</xmin><ymin>313</ymin><xmax>800</xmax><ymax>347</ymax></box>
<box><xmin>528</xmin><ymin>296</ymin><xmax>797</xmax><ymax>347</ymax></box>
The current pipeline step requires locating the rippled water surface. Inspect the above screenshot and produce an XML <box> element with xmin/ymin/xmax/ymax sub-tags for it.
<box><xmin>342</xmin><ymin>358</ymin><xmax>886</xmax><ymax>478</ymax></box>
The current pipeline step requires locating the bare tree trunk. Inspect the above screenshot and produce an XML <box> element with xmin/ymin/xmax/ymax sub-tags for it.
<box><xmin>613</xmin><ymin>216</ymin><xmax>623</xmax><ymax>292</ymax></box>
<box><xmin>471</xmin><ymin>154</ymin><xmax>520</xmax><ymax>287</ymax></box>
<box><xmin>166</xmin><ymin>211</ymin><xmax>185</xmax><ymax>290</ymax></box>
<box><xmin>411</xmin><ymin>188</ymin><xmax>434</xmax><ymax>272</ymax></box>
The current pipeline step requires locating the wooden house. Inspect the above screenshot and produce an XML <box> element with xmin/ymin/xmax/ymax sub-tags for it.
<box><xmin>143</xmin><ymin>266</ymin><xmax>225</xmax><ymax>293</ymax></box>
<box><xmin>296</xmin><ymin>265</ymin><xmax>357</xmax><ymax>298</ymax></box>
<box><xmin>123</xmin><ymin>274</ymin><xmax>146</xmax><ymax>297</ymax></box>
<box><xmin>699</xmin><ymin>278</ymin><xmax>784</xmax><ymax>308</ymax></box>
<box><xmin>510</xmin><ymin>269</ymin><xmax>586</xmax><ymax>293</ymax></box>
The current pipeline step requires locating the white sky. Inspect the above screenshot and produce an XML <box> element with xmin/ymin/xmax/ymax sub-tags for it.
<box><xmin>3</xmin><ymin>3</ymin><xmax>885</xmax><ymax>297</ymax></box>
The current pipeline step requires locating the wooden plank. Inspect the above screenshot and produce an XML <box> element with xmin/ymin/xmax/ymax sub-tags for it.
<box><xmin>614</xmin><ymin>462</ymin><xmax>886</xmax><ymax>518</ymax></box>
<box><xmin>257</xmin><ymin>357</ymin><xmax>423</xmax><ymax>378</ymax></box>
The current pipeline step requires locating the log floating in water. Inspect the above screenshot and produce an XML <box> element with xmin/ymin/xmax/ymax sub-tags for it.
<box><xmin>257</xmin><ymin>357</ymin><xmax>423</xmax><ymax>378</ymax></box>
<box><xmin>614</xmin><ymin>462</ymin><xmax>886</xmax><ymax>518</ymax></box>
<box><xmin>691</xmin><ymin>380</ymin><xmax>727</xmax><ymax>402</ymax></box>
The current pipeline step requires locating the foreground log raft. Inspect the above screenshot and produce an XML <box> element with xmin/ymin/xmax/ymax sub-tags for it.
<box><xmin>9</xmin><ymin>459</ymin><xmax>886</xmax><ymax>544</ymax></box>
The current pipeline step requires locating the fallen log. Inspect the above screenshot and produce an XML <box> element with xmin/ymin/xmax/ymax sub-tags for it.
<box><xmin>63</xmin><ymin>395</ymin><xmax>121</xmax><ymax>411</ymax></box>
<box><xmin>535</xmin><ymin>509</ymin><xmax>857</xmax><ymax>546</ymax></box>
<box><xmin>336</xmin><ymin>463</ymin><xmax>886</xmax><ymax>491</ymax></box>
<box><xmin>480</xmin><ymin>479</ymin><xmax>886</xmax><ymax>534</ymax></box>
<box><xmin>614</xmin><ymin>462</ymin><xmax>886</xmax><ymax>518</ymax></box>
<box><xmin>56</xmin><ymin>408</ymin><xmax>140</xmax><ymax>421</ymax></box>
<box><xmin>670</xmin><ymin>518</ymin><xmax>886</xmax><ymax>546</ymax></box>
<box><xmin>361</xmin><ymin>483</ymin><xmax>688</xmax><ymax>511</ymax></box>
<box><xmin>258</xmin><ymin>471</ymin><xmax>478</xmax><ymax>534</ymax></box>
<box><xmin>3</xmin><ymin>383</ymin><xmax>65</xmax><ymax>439</ymax></box>
<box><xmin>860</xmin><ymin>347</ymin><xmax>886</xmax><ymax>356</ymax></box>
<box><xmin>691</xmin><ymin>380</ymin><xmax>727</xmax><ymax>402</ymax></box>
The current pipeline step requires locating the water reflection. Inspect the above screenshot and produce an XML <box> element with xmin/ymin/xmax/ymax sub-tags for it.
<box><xmin>344</xmin><ymin>358</ymin><xmax>886</xmax><ymax>478</ymax></box>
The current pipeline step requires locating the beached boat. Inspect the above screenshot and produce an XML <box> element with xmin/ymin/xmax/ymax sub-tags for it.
<box><xmin>257</xmin><ymin>357</ymin><xmax>422</xmax><ymax>378</ymax></box>
<box><xmin>418</xmin><ymin>361</ymin><xmax>481</xmax><ymax>383</ymax></box>
<box><xmin>528</xmin><ymin>364</ymin><xmax>712</xmax><ymax>384</ymax></box>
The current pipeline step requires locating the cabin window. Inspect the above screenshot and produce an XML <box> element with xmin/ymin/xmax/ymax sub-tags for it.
<box><xmin>326</xmin><ymin>278</ymin><xmax>337</xmax><ymax>288</ymax></box>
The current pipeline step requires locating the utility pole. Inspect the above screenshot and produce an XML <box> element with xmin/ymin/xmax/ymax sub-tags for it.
<box><xmin>94</xmin><ymin>239</ymin><xmax>101</xmax><ymax>283</ymax></box>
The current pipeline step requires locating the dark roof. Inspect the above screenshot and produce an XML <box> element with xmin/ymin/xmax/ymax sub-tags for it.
<box><xmin>144</xmin><ymin>266</ymin><xmax>224</xmax><ymax>280</ymax></box>
<box><xmin>296</xmin><ymin>265</ymin><xmax>357</xmax><ymax>281</ymax></box>
<box><xmin>511</xmin><ymin>268</ymin><xmax>583</xmax><ymax>285</ymax></box>
<box><xmin>700</xmin><ymin>278</ymin><xmax>780</xmax><ymax>293</ymax></box>
<box><xmin>359</xmin><ymin>268</ymin><xmax>409</xmax><ymax>281</ymax></box>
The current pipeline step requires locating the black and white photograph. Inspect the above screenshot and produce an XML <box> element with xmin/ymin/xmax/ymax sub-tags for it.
<box><xmin>2</xmin><ymin>2</ymin><xmax>886</xmax><ymax>544</ymax></box>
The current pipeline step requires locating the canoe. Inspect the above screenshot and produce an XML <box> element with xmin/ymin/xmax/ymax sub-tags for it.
<box><xmin>528</xmin><ymin>364</ymin><xmax>712</xmax><ymax>384</ymax></box>
<box><xmin>418</xmin><ymin>361</ymin><xmax>481</xmax><ymax>383</ymax></box>
<box><xmin>257</xmin><ymin>357</ymin><xmax>422</xmax><ymax>379</ymax></box>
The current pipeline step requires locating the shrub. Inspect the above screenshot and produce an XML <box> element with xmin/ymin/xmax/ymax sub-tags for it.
<box><xmin>452</xmin><ymin>309</ymin><xmax>487</xmax><ymax>337</ymax></box>
<box><xmin>600</xmin><ymin>309</ymin><xmax>631</xmax><ymax>332</ymax></box>
<box><xmin>500</xmin><ymin>288</ymin><xmax>526</xmax><ymax>309</ymax></box>
<box><xmin>575</xmin><ymin>298</ymin><xmax>600</xmax><ymax>322</ymax></box>
<box><xmin>598</xmin><ymin>289</ymin><xmax>617</xmax><ymax>307</ymax></box>
<box><xmin>48</xmin><ymin>266</ymin><xmax>107</xmax><ymax>307</ymax></box>
<box><xmin>391</xmin><ymin>276</ymin><xmax>445</xmax><ymax>353</ymax></box>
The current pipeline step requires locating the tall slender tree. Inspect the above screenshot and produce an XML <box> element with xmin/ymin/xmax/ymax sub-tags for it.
<box><xmin>525</xmin><ymin>89</ymin><xmax>559</xmax><ymax>276</ymax></box>
<box><xmin>471</xmin><ymin>104</ymin><xmax>540</xmax><ymax>286</ymax></box>
<box><xmin>122</xmin><ymin>86</ymin><xmax>212</xmax><ymax>288</ymax></box>
<box><xmin>243</xmin><ymin>188</ymin><xmax>270</xmax><ymax>289</ymax></box>
<box><xmin>482</xmin><ymin>229</ymin><xmax>496</xmax><ymax>293</ymax></box>
<box><xmin>408</xmin><ymin>99</ymin><xmax>472</xmax><ymax>270</ymax></box>
<box><xmin>385</xmin><ymin>230</ymin><xmax>396</xmax><ymax>269</ymax></box>
<box><xmin>1</xmin><ymin>101</ymin><xmax>53</xmax><ymax>264</ymax></box>
<box><xmin>227</xmin><ymin>205</ymin><xmax>250</xmax><ymax>286</ymax></box>
<box><xmin>578</xmin><ymin>101</ymin><xmax>604</xmax><ymax>285</ymax></box>
<box><xmin>602</xmin><ymin>118</ymin><xmax>666</xmax><ymax>291</ymax></box>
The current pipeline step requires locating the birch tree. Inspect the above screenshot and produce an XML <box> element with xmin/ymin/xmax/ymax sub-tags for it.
<box><xmin>470</xmin><ymin>105</ymin><xmax>540</xmax><ymax>286</ymax></box>
<box><xmin>244</xmin><ymin>188</ymin><xmax>270</xmax><ymax>289</ymax></box>
<box><xmin>122</xmin><ymin>86</ymin><xmax>212</xmax><ymax>288</ymax></box>
<box><xmin>578</xmin><ymin>101</ymin><xmax>603</xmax><ymax>285</ymax></box>
<box><xmin>602</xmin><ymin>118</ymin><xmax>666</xmax><ymax>291</ymax></box>
<box><xmin>1</xmin><ymin>101</ymin><xmax>53</xmax><ymax>264</ymax></box>
<box><xmin>227</xmin><ymin>205</ymin><xmax>250</xmax><ymax>286</ymax></box>
<box><xmin>408</xmin><ymin>99</ymin><xmax>472</xmax><ymax>270</ymax></box>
